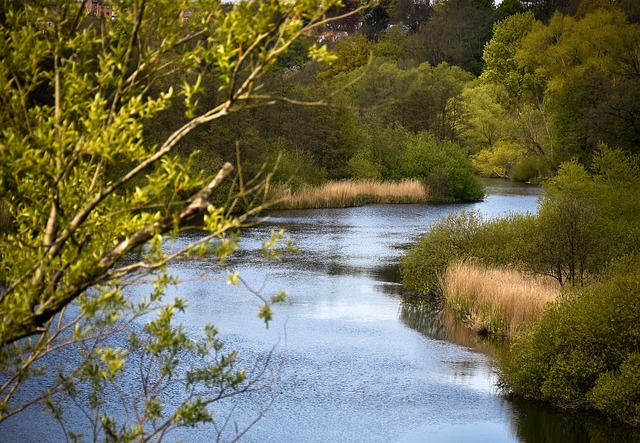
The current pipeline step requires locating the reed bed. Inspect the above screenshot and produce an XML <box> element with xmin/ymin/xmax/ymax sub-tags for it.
<box><xmin>442</xmin><ymin>261</ymin><xmax>560</xmax><ymax>337</ymax></box>
<box><xmin>273</xmin><ymin>179</ymin><xmax>428</xmax><ymax>209</ymax></box>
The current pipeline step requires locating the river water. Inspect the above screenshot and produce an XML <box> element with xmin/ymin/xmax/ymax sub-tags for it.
<box><xmin>164</xmin><ymin>179</ymin><xmax>639</xmax><ymax>442</ymax></box>
<box><xmin>3</xmin><ymin>179</ymin><xmax>639</xmax><ymax>442</ymax></box>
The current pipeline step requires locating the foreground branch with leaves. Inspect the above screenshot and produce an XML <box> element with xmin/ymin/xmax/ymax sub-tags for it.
<box><xmin>0</xmin><ymin>0</ymin><xmax>351</xmax><ymax>439</ymax></box>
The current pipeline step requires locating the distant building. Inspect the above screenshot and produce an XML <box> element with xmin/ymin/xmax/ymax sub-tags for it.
<box><xmin>318</xmin><ymin>31</ymin><xmax>349</xmax><ymax>44</ymax></box>
<box><xmin>84</xmin><ymin>0</ymin><xmax>113</xmax><ymax>19</ymax></box>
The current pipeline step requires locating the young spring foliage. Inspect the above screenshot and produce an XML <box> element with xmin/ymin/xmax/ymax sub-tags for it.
<box><xmin>0</xmin><ymin>0</ymin><xmax>348</xmax><ymax>438</ymax></box>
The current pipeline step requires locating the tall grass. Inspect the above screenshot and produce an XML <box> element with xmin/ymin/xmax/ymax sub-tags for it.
<box><xmin>442</xmin><ymin>261</ymin><xmax>560</xmax><ymax>337</ymax></box>
<box><xmin>273</xmin><ymin>179</ymin><xmax>428</xmax><ymax>209</ymax></box>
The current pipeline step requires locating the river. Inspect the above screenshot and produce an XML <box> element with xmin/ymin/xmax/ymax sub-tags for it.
<box><xmin>165</xmin><ymin>179</ymin><xmax>640</xmax><ymax>442</ymax></box>
<box><xmin>2</xmin><ymin>179</ymin><xmax>639</xmax><ymax>442</ymax></box>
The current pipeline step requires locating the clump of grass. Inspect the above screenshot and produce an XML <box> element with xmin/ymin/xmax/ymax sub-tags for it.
<box><xmin>273</xmin><ymin>179</ymin><xmax>428</xmax><ymax>209</ymax></box>
<box><xmin>442</xmin><ymin>261</ymin><xmax>560</xmax><ymax>337</ymax></box>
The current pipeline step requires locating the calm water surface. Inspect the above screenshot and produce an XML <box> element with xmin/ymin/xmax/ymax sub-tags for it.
<box><xmin>168</xmin><ymin>179</ymin><xmax>639</xmax><ymax>442</ymax></box>
<box><xmin>3</xmin><ymin>179</ymin><xmax>639</xmax><ymax>442</ymax></box>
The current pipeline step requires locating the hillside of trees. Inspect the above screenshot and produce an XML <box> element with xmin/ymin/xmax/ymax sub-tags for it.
<box><xmin>147</xmin><ymin>0</ymin><xmax>640</xmax><ymax>202</ymax></box>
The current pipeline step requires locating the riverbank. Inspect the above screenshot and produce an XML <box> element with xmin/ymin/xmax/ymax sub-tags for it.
<box><xmin>400</xmin><ymin>150</ymin><xmax>640</xmax><ymax>428</ymax></box>
<box><xmin>271</xmin><ymin>179</ymin><xmax>428</xmax><ymax>209</ymax></box>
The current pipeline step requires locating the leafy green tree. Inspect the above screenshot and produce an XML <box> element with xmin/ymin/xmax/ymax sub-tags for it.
<box><xmin>458</xmin><ymin>83</ymin><xmax>510</xmax><ymax>150</ymax></box>
<box><xmin>361</xmin><ymin>0</ymin><xmax>392</xmax><ymax>42</ymax></box>
<box><xmin>481</xmin><ymin>11</ymin><xmax>537</xmax><ymax>103</ymax></box>
<box><xmin>372</xmin><ymin>27</ymin><xmax>407</xmax><ymax>61</ymax></box>
<box><xmin>322</xmin><ymin>33</ymin><xmax>373</xmax><ymax>77</ymax></box>
<box><xmin>496</xmin><ymin>0</ymin><xmax>525</xmax><ymax>20</ymax></box>
<box><xmin>0</xmin><ymin>0</ymin><xmax>347</xmax><ymax>439</ymax></box>
<box><xmin>471</xmin><ymin>140</ymin><xmax>529</xmax><ymax>178</ymax></box>
<box><xmin>516</xmin><ymin>8</ymin><xmax>640</xmax><ymax>160</ymax></box>
<box><xmin>409</xmin><ymin>0</ymin><xmax>497</xmax><ymax>75</ymax></box>
<box><xmin>530</xmin><ymin>161</ymin><xmax>602</xmax><ymax>286</ymax></box>
<box><xmin>520</xmin><ymin>0</ymin><xmax>581</xmax><ymax>22</ymax></box>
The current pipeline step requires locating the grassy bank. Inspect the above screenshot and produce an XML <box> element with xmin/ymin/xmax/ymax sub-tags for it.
<box><xmin>273</xmin><ymin>179</ymin><xmax>428</xmax><ymax>209</ymax></box>
<box><xmin>442</xmin><ymin>261</ymin><xmax>560</xmax><ymax>337</ymax></box>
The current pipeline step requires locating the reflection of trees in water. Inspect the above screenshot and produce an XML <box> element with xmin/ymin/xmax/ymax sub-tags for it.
<box><xmin>400</xmin><ymin>295</ymin><xmax>447</xmax><ymax>340</ymax></box>
<box><xmin>369</xmin><ymin>263</ymin><xmax>402</xmax><ymax>284</ymax></box>
<box><xmin>508</xmin><ymin>396</ymin><xmax>640</xmax><ymax>443</ymax></box>
<box><xmin>402</xmin><ymin>296</ymin><xmax>640</xmax><ymax>442</ymax></box>
<box><xmin>400</xmin><ymin>295</ymin><xmax>500</xmax><ymax>356</ymax></box>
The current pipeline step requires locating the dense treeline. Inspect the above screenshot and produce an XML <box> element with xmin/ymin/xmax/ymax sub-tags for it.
<box><xmin>474</xmin><ymin>4</ymin><xmax>640</xmax><ymax>179</ymax></box>
<box><xmin>146</xmin><ymin>0</ymin><xmax>640</xmax><ymax>204</ymax></box>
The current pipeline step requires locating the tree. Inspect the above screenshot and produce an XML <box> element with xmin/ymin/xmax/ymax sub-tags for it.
<box><xmin>481</xmin><ymin>11</ymin><xmax>537</xmax><ymax>103</ymax></box>
<box><xmin>361</xmin><ymin>0</ymin><xmax>392</xmax><ymax>42</ymax></box>
<box><xmin>516</xmin><ymin>8</ymin><xmax>640</xmax><ymax>160</ymax></box>
<box><xmin>520</xmin><ymin>0</ymin><xmax>581</xmax><ymax>22</ymax></box>
<box><xmin>390</xmin><ymin>0</ymin><xmax>433</xmax><ymax>32</ymax></box>
<box><xmin>409</xmin><ymin>0</ymin><xmax>497</xmax><ymax>75</ymax></box>
<box><xmin>458</xmin><ymin>82</ymin><xmax>510</xmax><ymax>150</ymax></box>
<box><xmin>345</xmin><ymin>60</ymin><xmax>473</xmax><ymax>137</ymax></box>
<box><xmin>0</xmin><ymin>0</ymin><xmax>350</xmax><ymax>439</ymax></box>
<box><xmin>496</xmin><ymin>0</ymin><xmax>525</xmax><ymax>20</ymax></box>
<box><xmin>531</xmin><ymin>162</ymin><xmax>602</xmax><ymax>286</ymax></box>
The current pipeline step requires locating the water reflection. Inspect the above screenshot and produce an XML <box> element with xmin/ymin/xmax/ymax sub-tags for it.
<box><xmin>400</xmin><ymin>296</ymin><xmax>501</xmax><ymax>357</ymax></box>
<box><xmin>508</xmin><ymin>396</ymin><xmax>640</xmax><ymax>443</ymax></box>
<box><xmin>478</xmin><ymin>177</ymin><xmax>544</xmax><ymax>197</ymax></box>
<box><xmin>400</xmin><ymin>298</ymin><xmax>640</xmax><ymax>442</ymax></box>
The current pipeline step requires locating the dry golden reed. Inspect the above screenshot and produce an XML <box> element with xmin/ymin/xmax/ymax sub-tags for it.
<box><xmin>442</xmin><ymin>261</ymin><xmax>560</xmax><ymax>337</ymax></box>
<box><xmin>273</xmin><ymin>179</ymin><xmax>428</xmax><ymax>209</ymax></box>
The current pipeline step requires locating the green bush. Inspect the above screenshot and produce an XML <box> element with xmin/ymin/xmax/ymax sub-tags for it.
<box><xmin>400</xmin><ymin>132</ymin><xmax>484</xmax><ymax>201</ymax></box>
<box><xmin>268</xmin><ymin>142</ymin><xmax>327</xmax><ymax>190</ymax></box>
<box><xmin>590</xmin><ymin>353</ymin><xmax>640</xmax><ymax>426</ymax></box>
<box><xmin>401</xmin><ymin>211</ymin><xmax>537</xmax><ymax>293</ymax></box>
<box><xmin>498</xmin><ymin>257</ymin><xmax>640</xmax><ymax>424</ymax></box>
<box><xmin>471</xmin><ymin>141</ymin><xmax>527</xmax><ymax>179</ymax></box>
<box><xmin>400</xmin><ymin>210</ymin><xmax>483</xmax><ymax>292</ymax></box>
<box><xmin>472</xmin><ymin>213</ymin><xmax>537</xmax><ymax>268</ymax></box>
<box><xmin>345</xmin><ymin>148</ymin><xmax>382</xmax><ymax>179</ymax></box>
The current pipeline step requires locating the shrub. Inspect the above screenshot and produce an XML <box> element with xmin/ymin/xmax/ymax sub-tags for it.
<box><xmin>345</xmin><ymin>148</ymin><xmax>382</xmax><ymax>180</ymax></box>
<box><xmin>269</xmin><ymin>144</ymin><xmax>327</xmax><ymax>190</ymax></box>
<box><xmin>589</xmin><ymin>353</ymin><xmax>640</xmax><ymax>426</ymax></box>
<box><xmin>498</xmin><ymin>256</ymin><xmax>640</xmax><ymax>424</ymax></box>
<box><xmin>472</xmin><ymin>212</ymin><xmax>537</xmax><ymax>268</ymax></box>
<box><xmin>400</xmin><ymin>210</ymin><xmax>483</xmax><ymax>292</ymax></box>
<box><xmin>400</xmin><ymin>132</ymin><xmax>484</xmax><ymax>201</ymax></box>
<box><xmin>471</xmin><ymin>141</ymin><xmax>528</xmax><ymax>179</ymax></box>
